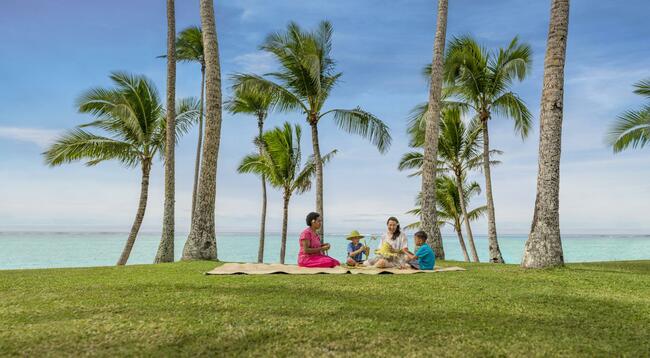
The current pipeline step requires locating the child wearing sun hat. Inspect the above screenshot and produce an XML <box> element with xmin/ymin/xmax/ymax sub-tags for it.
<box><xmin>346</xmin><ymin>230</ymin><xmax>370</xmax><ymax>266</ymax></box>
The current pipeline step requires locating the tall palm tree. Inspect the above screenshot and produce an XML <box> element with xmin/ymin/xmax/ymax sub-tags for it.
<box><xmin>607</xmin><ymin>78</ymin><xmax>650</xmax><ymax>152</ymax></box>
<box><xmin>400</xmin><ymin>107</ymin><xmax>499</xmax><ymax>262</ymax></box>
<box><xmin>155</xmin><ymin>0</ymin><xmax>176</xmax><ymax>264</ymax></box>
<box><xmin>178</xmin><ymin>27</ymin><xmax>206</xmax><ymax>220</ymax></box>
<box><xmin>231</xmin><ymin>21</ymin><xmax>391</xmax><ymax>241</ymax></box>
<box><xmin>226</xmin><ymin>87</ymin><xmax>276</xmax><ymax>263</ymax></box>
<box><xmin>522</xmin><ymin>0</ymin><xmax>570</xmax><ymax>269</ymax></box>
<box><xmin>43</xmin><ymin>72</ymin><xmax>198</xmax><ymax>266</ymax></box>
<box><xmin>182</xmin><ymin>0</ymin><xmax>223</xmax><ymax>261</ymax></box>
<box><xmin>421</xmin><ymin>0</ymin><xmax>449</xmax><ymax>261</ymax></box>
<box><xmin>443</xmin><ymin>35</ymin><xmax>533</xmax><ymax>263</ymax></box>
<box><xmin>160</xmin><ymin>26</ymin><xmax>206</xmax><ymax>220</ymax></box>
<box><xmin>405</xmin><ymin>175</ymin><xmax>487</xmax><ymax>262</ymax></box>
<box><xmin>238</xmin><ymin>123</ymin><xmax>336</xmax><ymax>264</ymax></box>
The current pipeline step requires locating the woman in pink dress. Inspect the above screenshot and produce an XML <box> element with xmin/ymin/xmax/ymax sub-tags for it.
<box><xmin>298</xmin><ymin>212</ymin><xmax>340</xmax><ymax>268</ymax></box>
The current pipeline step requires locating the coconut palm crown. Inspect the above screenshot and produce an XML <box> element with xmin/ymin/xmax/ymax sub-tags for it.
<box><xmin>231</xmin><ymin>20</ymin><xmax>391</xmax><ymax>239</ymax></box>
<box><xmin>226</xmin><ymin>86</ymin><xmax>277</xmax><ymax>263</ymax></box>
<box><xmin>441</xmin><ymin>35</ymin><xmax>533</xmax><ymax>263</ymax></box>
<box><xmin>43</xmin><ymin>72</ymin><xmax>198</xmax><ymax>265</ymax></box>
<box><xmin>238</xmin><ymin>122</ymin><xmax>336</xmax><ymax>263</ymax></box>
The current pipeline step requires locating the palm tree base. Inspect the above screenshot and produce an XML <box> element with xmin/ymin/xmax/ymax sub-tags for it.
<box><xmin>521</xmin><ymin>227</ymin><xmax>564</xmax><ymax>268</ymax></box>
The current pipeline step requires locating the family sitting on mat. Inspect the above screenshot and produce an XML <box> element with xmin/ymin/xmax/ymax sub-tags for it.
<box><xmin>297</xmin><ymin>212</ymin><xmax>435</xmax><ymax>270</ymax></box>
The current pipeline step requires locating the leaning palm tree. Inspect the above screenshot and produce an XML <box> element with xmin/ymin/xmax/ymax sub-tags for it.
<box><xmin>443</xmin><ymin>35</ymin><xmax>533</xmax><ymax>263</ymax></box>
<box><xmin>400</xmin><ymin>107</ymin><xmax>499</xmax><ymax>262</ymax></box>
<box><xmin>155</xmin><ymin>0</ymin><xmax>177</xmax><ymax>264</ymax></box>
<box><xmin>160</xmin><ymin>25</ymin><xmax>206</xmax><ymax>220</ymax></box>
<box><xmin>226</xmin><ymin>87</ymin><xmax>276</xmax><ymax>263</ymax></box>
<box><xmin>420</xmin><ymin>0</ymin><xmax>449</xmax><ymax>261</ymax></box>
<box><xmin>405</xmin><ymin>175</ymin><xmax>486</xmax><ymax>262</ymax></box>
<box><xmin>522</xmin><ymin>0</ymin><xmax>570</xmax><ymax>269</ymax></box>
<box><xmin>238</xmin><ymin>123</ymin><xmax>336</xmax><ymax>264</ymax></box>
<box><xmin>182</xmin><ymin>0</ymin><xmax>223</xmax><ymax>261</ymax></box>
<box><xmin>43</xmin><ymin>72</ymin><xmax>198</xmax><ymax>266</ymax></box>
<box><xmin>607</xmin><ymin>78</ymin><xmax>650</xmax><ymax>152</ymax></box>
<box><xmin>232</xmin><ymin>21</ymin><xmax>391</xmax><ymax>241</ymax></box>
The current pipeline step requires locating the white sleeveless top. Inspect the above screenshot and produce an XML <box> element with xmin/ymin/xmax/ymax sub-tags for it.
<box><xmin>381</xmin><ymin>232</ymin><xmax>408</xmax><ymax>251</ymax></box>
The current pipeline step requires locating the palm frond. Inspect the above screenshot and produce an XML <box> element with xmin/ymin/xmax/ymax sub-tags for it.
<box><xmin>633</xmin><ymin>78</ymin><xmax>650</xmax><ymax>98</ymax></box>
<box><xmin>398</xmin><ymin>151</ymin><xmax>423</xmax><ymax>171</ymax></box>
<box><xmin>491</xmin><ymin>91</ymin><xmax>532</xmax><ymax>139</ymax></box>
<box><xmin>230</xmin><ymin>73</ymin><xmax>306</xmax><ymax>113</ymax></box>
<box><xmin>326</xmin><ymin>107</ymin><xmax>392</xmax><ymax>153</ymax></box>
<box><xmin>607</xmin><ymin>106</ymin><xmax>650</xmax><ymax>152</ymax></box>
<box><xmin>465</xmin><ymin>205</ymin><xmax>488</xmax><ymax>222</ymax></box>
<box><xmin>155</xmin><ymin>97</ymin><xmax>200</xmax><ymax>151</ymax></box>
<box><xmin>43</xmin><ymin>129</ymin><xmax>139</xmax><ymax>168</ymax></box>
<box><xmin>225</xmin><ymin>84</ymin><xmax>275</xmax><ymax>117</ymax></box>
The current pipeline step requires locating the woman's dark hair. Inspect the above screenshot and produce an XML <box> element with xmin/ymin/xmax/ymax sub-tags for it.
<box><xmin>306</xmin><ymin>212</ymin><xmax>321</xmax><ymax>227</ymax></box>
<box><xmin>387</xmin><ymin>216</ymin><xmax>401</xmax><ymax>241</ymax></box>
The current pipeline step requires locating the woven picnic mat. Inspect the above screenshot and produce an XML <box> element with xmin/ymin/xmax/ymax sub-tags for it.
<box><xmin>206</xmin><ymin>263</ymin><xmax>466</xmax><ymax>275</ymax></box>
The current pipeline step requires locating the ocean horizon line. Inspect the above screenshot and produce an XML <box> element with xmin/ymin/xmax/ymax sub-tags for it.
<box><xmin>1</xmin><ymin>231</ymin><xmax>649</xmax><ymax>238</ymax></box>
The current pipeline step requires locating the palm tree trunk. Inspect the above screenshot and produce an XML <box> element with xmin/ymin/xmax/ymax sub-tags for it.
<box><xmin>455</xmin><ymin>171</ymin><xmax>479</xmax><ymax>262</ymax></box>
<box><xmin>309</xmin><ymin>117</ymin><xmax>324</xmax><ymax>243</ymax></box>
<box><xmin>183</xmin><ymin>0</ymin><xmax>222</xmax><ymax>260</ymax></box>
<box><xmin>421</xmin><ymin>0</ymin><xmax>448</xmax><ymax>260</ymax></box>
<box><xmin>522</xmin><ymin>0</ymin><xmax>569</xmax><ymax>269</ymax></box>
<box><xmin>280</xmin><ymin>192</ymin><xmax>290</xmax><ymax>264</ymax></box>
<box><xmin>481</xmin><ymin>118</ymin><xmax>505</xmax><ymax>263</ymax></box>
<box><xmin>117</xmin><ymin>158</ymin><xmax>152</xmax><ymax>266</ymax></box>
<box><xmin>257</xmin><ymin>116</ymin><xmax>267</xmax><ymax>263</ymax></box>
<box><xmin>455</xmin><ymin>221</ymin><xmax>470</xmax><ymax>262</ymax></box>
<box><xmin>155</xmin><ymin>0</ymin><xmax>176</xmax><ymax>264</ymax></box>
<box><xmin>190</xmin><ymin>65</ymin><xmax>206</xmax><ymax>221</ymax></box>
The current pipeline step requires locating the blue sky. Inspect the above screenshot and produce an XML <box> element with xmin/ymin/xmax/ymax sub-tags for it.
<box><xmin>1</xmin><ymin>0</ymin><xmax>649</xmax><ymax>234</ymax></box>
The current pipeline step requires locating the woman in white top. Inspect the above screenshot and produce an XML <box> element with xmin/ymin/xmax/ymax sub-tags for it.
<box><xmin>366</xmin><ymin>217</ymin><xmax>411</xmax><ymax>269</ymax></box>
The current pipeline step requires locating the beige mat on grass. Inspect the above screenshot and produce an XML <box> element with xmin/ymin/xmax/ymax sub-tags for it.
<box><xmin>206</xmin><ymin>263</ymin><xmax>465</xmax><ymax>275</ymax></box>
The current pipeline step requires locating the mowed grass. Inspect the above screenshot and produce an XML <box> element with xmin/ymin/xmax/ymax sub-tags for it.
<box><xmin>1</xmin><ymin>260</ymin><xmax>649</xmax><ymax>357</ymax></box>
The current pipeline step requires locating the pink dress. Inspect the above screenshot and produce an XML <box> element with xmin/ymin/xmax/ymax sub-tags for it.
<box><xmin>297</xmin><ymin>228</ymin><xmax>340</xmax><ymax>268</ymax></box>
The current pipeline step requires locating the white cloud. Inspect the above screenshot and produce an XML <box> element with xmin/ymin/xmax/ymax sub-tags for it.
<box><xmin>232</xmin><ymin>52</ymin><xmax>275</xmax><ymax>74</ymax></box>
<box><xmin>0</xmin><ymin>127</ymin><xmax>61</xmax><ymax>148</ymax></box>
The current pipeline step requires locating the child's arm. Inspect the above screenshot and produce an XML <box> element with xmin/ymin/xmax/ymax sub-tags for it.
<box><xmin>349</xmin><ymin>246</ymin><xmax>366</xmax><ymax>257</ymax></box>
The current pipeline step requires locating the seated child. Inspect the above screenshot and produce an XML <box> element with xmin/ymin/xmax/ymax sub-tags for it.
<box><xmin>407</xmin><ymin>231</ymin><xmax>435</xmax><ymax>270</ymax></box>
<box><xmin>345</xmin><ymin>230</ymin><xmax>370</xmax><ymax>266</ymax></box>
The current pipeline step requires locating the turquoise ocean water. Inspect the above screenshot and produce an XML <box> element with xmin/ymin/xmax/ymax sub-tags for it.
<box><xmin>1</xmin><ymin>232</ymin><xmax>649</xmax><ymax>270</ymax></box>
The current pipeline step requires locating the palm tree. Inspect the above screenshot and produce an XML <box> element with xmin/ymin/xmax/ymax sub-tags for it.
<box><xmin>400</xmin><ymin>107</ymin><xmax>499</xmax><ymax>262</ymax></box>
<box><xmin>155</xmin><ymin>0</ymin><xmax>176</xmax><ymax>264</ymax></box>
<box><xmin>607</xmin><ymin>78</ymin><xmax>650</xmax><ymax>152</ymax></box>
<box><xmin>183</xmin><ymin>0</ymin><xmax>223</xmax><ymax>261</ymax></box>
<box><xmin>238</xmin><ymin>123</ymin><xmax>336</xmax><ymax>264</ymax></box>
<box><xmin>443</xmin><ymin>35</ymin><xmax>533</xmax><ymax>263</ymax></box>
<box><xmin>522</xmin><ymin>0</ymin><xmax>570</xmax><ymax>269</ymax></box>
<box><xmin>160</xmin><ymin>26</ymin><xmax>206</xmax><ymax>220</ymax></box>
<box><xmin>231</xmin><ymin>21</ymin><xmax>391</xmax><ymax>241</ymax></box>
<box><xmin>405</xmin><ymin>175</ymin><xmax>487</xmax><ymax>262</ymax></box>
<box><xmin>226</xmin><ymin>87</ymin><xmax>276</xmax><ymax>263</ymax></box>
<box><xmin>43</xmin><ymin>72</ymin><xmax>198</xmax><ymax>266</ymax></box>
<box><xmin>420</xmin><ymin>0</ymin><xmax>449</xmax><ymax>261</ymax></box>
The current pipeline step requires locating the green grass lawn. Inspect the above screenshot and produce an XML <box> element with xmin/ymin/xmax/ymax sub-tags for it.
<box><xmin>1</xmin><ymin>260</ymin><xmax>649</xmax><ymax>357</ymax></box>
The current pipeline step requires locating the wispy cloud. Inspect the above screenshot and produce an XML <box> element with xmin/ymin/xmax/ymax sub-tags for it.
<box><xmin>0</xmin><ymin>127</ymin><xmax>60</xmax><ymax>148</ymax></box>
<box><xmin>231</xmin><ymin>52</ymin><xmax>275</xmax><ymax>74</ymax></box>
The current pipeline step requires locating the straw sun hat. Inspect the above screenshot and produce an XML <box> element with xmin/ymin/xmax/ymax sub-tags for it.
<box><xmin>345</xmin><ymin>230</ymin><xmax>364</xmax><ymax>240</ymax></box>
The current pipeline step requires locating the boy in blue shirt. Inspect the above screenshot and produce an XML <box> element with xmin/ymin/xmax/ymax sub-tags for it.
<box><xmin>407</xmin><ymin>231</ymin><xmax>435</xmax><ymax>270</ymax></box>
<box><xmin>345</xmin><ymin>230</ymin><xmax>370</xmax><ymax>266</ymax></box>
